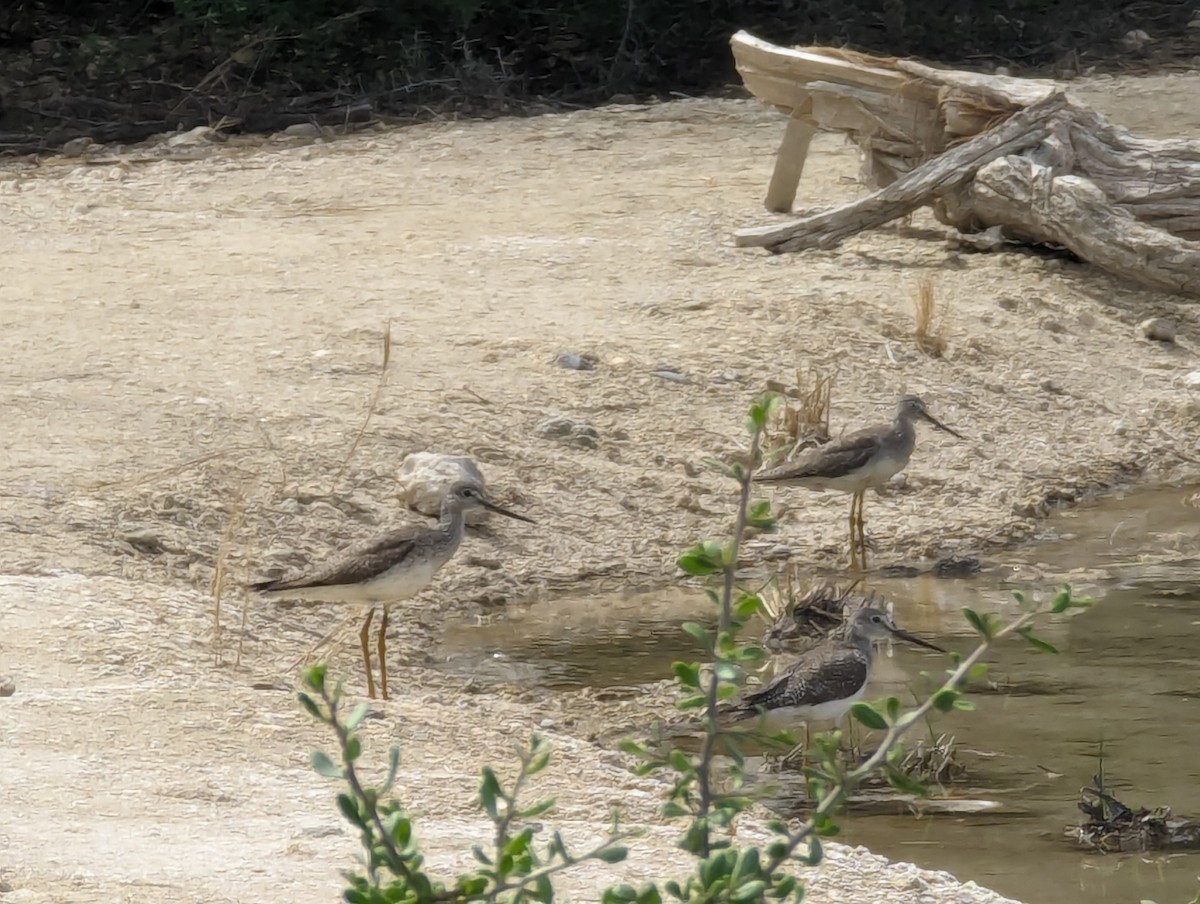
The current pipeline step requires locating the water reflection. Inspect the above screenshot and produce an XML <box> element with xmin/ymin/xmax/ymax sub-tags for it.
<box><xmin>439</xmin><ymin>485</ymin><xmax>1200</xmax><ymax>904</ymax></box>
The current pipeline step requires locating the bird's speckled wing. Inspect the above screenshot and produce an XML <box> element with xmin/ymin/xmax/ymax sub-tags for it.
<box><xmin>755</xmin><ymin>426</ymin><xmax>882</xmax><ymax>483</ymax></box>
<box><xmin>253</xmin><ymin>527</ymin><xmax>420</xmax><ymax>592</ymax></box>
<box><xmin>740</xmin><ymin>646</ymin><xmax>869</xmax><ymax>714</ymax></box>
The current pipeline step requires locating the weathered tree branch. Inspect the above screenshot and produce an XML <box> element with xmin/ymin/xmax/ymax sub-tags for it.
<box><xmin>734</xmin><ymin>92</ymin><xmax>1070</xmax><ymax>251</ymax></box>
<box><xmin>730</xmin><ymin>33</ymin><xmax>1200</xmax><ymax>297</ymax></box>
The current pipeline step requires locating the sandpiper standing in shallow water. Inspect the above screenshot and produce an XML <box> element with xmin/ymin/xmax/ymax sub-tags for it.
<box><xmin>727</xmin><ymin>605</ymin><xmax>944</xmax><ymax>742</ymax></box>
<box><xmin>754</xmin><ymin>395</ymin><xmax>963</xmax><ymax>570</ymax></box>
<box><xmin>253</xmin><ymin>480</ymin><xmax>533</xmax><ymax>699</ymax></box>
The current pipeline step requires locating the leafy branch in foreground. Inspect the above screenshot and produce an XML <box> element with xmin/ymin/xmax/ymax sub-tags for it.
<box><xmin>299</xmin><ymin>664</ymin><xmax>631</xmax><ymax>903</ymax></box>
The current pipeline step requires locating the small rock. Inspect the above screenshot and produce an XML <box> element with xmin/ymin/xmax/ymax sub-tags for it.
<box><xmin>764</xmin><ymin>545</ymin><xmax>792</xmax><ymax>560</ymax></box>
<box><xmin>1039</xmin><ymin>317</ymin><xmax>1067</xmax><ymax>334</ymax></box>
<box><xmin>1112</xmin><ymin>420</ymin><xmax>1128</xmax><ymax>436</ymax></box>
<box><xmin>118</xmin><ymin>528</ymin><xmax>165</xmax><ymax>554</ymax></box>
<box><xmin>652</xmin><ymin>368</ymin><xmax>689</xmax><ymax>384</ymax></box>
<box><xmin>0</xmin><ymin>675</ymin><xmax>14</xmax><ymax>697</ymax></box>
<box><xmin>61</xmin><ymin>136</ymin><xmax>95</xmax><ymax>158</ymax></box>
<box><xmin>1119</xmin><ymin>29</ymin><xmax>1153</xmax><ymax>52</ymax></box>
<box><xmin>535</xmin><ymin>415</ymin><xmax>599</xmax><ymax>449</ymax></box>
<box><xmin>553</xmin><ymin>351</ymin><xmax>596</xmax><ymax>371</ymax></box>
<box><xmin>1139</xmin><ymin>316</ymin><xmax>1176</xmax><ymax>343</ymax></box>
<box><xmin>167</xmin><ymin>126</ymin><xmax>223</xmax><ymax>147</ymax></box>
<box><xmin>282</xmin><ymin>122</ymin><xmax>322</xmax><ymax>139</ymax></box>
<box><xmin>996</xmin><ymin>296</ymin><xmax>1020</xmax><ymax>312</ymax></box>
<box><xmin>1184</xmin><ymin>371</ymin><xmax>1200</xmax><ymax>388</ymax></box>
<box><xmin>396</xmin><ymin>452</ymin><xmax>489</xmax><ymax>525</ymax></box>
<box><xmin>1039</xmin><ymin>378</ymin><xmax>1064</xmax><ymax>394</ymax></box>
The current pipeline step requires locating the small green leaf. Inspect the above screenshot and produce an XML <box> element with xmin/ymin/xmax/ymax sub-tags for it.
<box><xmin>310</xmin><ymin>749</ymin><xmax>341</xmax><ymax>778</ymax></box>
<box><xmin>343</xmin><ymin>702</ymin><xmax>369</xmax><ymax>732</ymax></box>
<box><xmin>931</xmin><ymin>689</ymin><xmax>958</xmax><ymax>712</ymax></box>
<box><xmin>773</xmin><ymin>875</ymin><xmax>797</xmax><ymax>897</ymax></box>
<box><xmin>518</xmin><ymin>797</ymin><xmax>557</xmax><ymax>819</ymax></box>
<box><xmin>672</xmin><ymin>661</ymin><xmax>701</xmax><ymax>689</ymax></box>
<box><xmin>479</xmin><ymin>767</ymin><xmax>502</xmax><ymax>819</ymax></box>
<box><xmin>678</xmin><ymin>549</ymin><xmax>722</xmax><ymax>576</ymax></box>
<box><xmin>296</xmin><ymin>692</ymin><xmax>322</xmax><ymax>721</ymax></box>
<box><xmin>732</xmin><ymin>880</ymin><xmax>768</xmax><ymax>902</ymax></box>
<box><xmin>962</xmin><ymin>607</ymin><xmax>990</xmax><ymax>638</ymax></box>
<box><xmin>885</xmin><ymin>696</ymin><xmax>900</xmax><ymax>723</ymax></box>
<box><xmin>713</xmin><ymin>661</ymin><xmax>741</xmax><ymax>684</ymax></box>
<box><xmin>733</xmin><ymin>593</ymin><xmax>763</xmax><ymax>621</ymax></box>
<box><xmin>335</xmin><ymin>792</ymin><xmax>363</xmax><ymax>827</ymax></box>
<box><xmin>677</xmin><ymin>694</ymin><xmax>707</xmax><ymax>710</ymax></box>
<box><xmin>345</xmin><ymin>735</ymin><xmax>361</xmax><ymax>762</ymax></box>
<box><xmin>803</xmin><ymin>835</ymin><xmax>823</xmax><ymax>866</ymax></box>
<box><xmin>1019</xmin><ymin>628</ymin><xmax>1059</xmax><ymax>654</ymax></box>
<box><xmin>850</xmin><ymin>702</ymin><xmax>888</xmax><ymax>730</ymax></box>
<box><xmin>968</xmin><ymin>662</ymin><xmax>989</xmax><ymax>681</ymax></box>
<box><xmin>681</xmin><ymin>622</ymin><xmax>714</xmax><ymax>652</ymax></box>
<box><xmin>953</xmin><ymin>698</ymin><xmax>976</xmax><ymax>711</ymax></box>
<box><xmin>597</xmin><ymin>845</ymin><xmax>629</xmax><ymax>863</ymax></box>
<box><xmin>302</xmin><ymin>663</ymin><xmax>326</xmax><ymax>691</ymax></box>
<box><xmin>1051</xmin><ymin>587</ymin><xmax>1072</xmax><ymax>613</ymax></box>
<box><xmin>527</xmin><ymin>735</ymin><xmax>552</xmax><ymax>774</ymax></box>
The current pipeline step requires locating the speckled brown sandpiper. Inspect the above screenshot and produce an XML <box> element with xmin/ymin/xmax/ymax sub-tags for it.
<box><xmin>754</xmin><ymin>395</ymin><xmax>963</xmax><ymax>570</ymax></box>
<box><xmin>253</xmin><ymin>480</ymin><xmax>533</xmax><ymax>699</ymax></box>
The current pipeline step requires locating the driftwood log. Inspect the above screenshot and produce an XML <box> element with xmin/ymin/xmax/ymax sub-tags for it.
<box><xmin>730</xmin><ymin>31</ymin><xmax>1200</xmax><ymax>298</ymax></box>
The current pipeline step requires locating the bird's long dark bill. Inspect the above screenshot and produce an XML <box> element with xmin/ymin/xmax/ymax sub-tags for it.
<box><xmin>888</xmin><ymin>626</ymin><xmax>945</xmax><ymax>653</ymax></box>
<box><xmin>482</xmin><ymin>500</ymin><xmax>536</xmax><ymax>524</ymax></box>
<box><xmin>920</xmin><ymin>410</ymin><xmax>965</xmax><ymax>440</ymax></box>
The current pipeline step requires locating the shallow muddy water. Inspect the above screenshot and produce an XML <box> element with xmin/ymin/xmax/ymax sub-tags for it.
<box><xmin>440</xmin><ymin>486</ymin><xmax>1200</xmax><ymax>904</ymax></box>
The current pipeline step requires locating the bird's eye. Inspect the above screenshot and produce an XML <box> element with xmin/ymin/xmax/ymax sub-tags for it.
<box><xmin>871</xmin><ymin>615</ymin><xmax>882</xmax><ymax>623</ymax></box>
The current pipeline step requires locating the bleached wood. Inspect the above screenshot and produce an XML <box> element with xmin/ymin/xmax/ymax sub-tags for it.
<box><xmin>957</xmin><ymin>160</ymin><xmax>1200</xmax><ymax>295</ymax></box>
<box><xmin>735</xmin><ymin>93</ymin><xmax>1070</xmax><ymax>250</ymax></box>
<box><xmin>729</xmin><ymin>32</ymin><xmax>1200</xmax><ymax>297</ymax></box>
<box><xmin>765</xmin><ymin>115</ymin><xmax>819</xmax><ymax>213</ymax></box>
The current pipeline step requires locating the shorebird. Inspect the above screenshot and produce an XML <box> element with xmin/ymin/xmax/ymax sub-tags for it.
<box><xmin>253</xmin><ymin>480</ymin><xmax>533</xmax><ymax>699</ymax></box>
<box><xmin>754</xmin><ymin>395</ymin><xmax>963</xmax><ymax>570</ymax></box>
<box><xmin>726</xmin><ymin>606</ymin><xmax>944</xmax><ymax>742</ymax></box>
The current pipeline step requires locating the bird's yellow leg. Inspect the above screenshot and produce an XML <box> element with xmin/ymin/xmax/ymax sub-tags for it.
<box><xmin>856</xmin><ymin>491</ymin><xmax>868</xmax><ymax>571</ymax></box>
<box><xmin>359</xmin><ymin>607</ymin><xmax>377</xmax><ymax>699</ymax></box>
<box><xmin>847</xmin><ymin>494</ymin><xmax>859</xmax><ymax>571</ymax></box>
<box><xmin>377</xmin><ymin>605</ymin><xmax>390</xmax><ymax>701</ymax></box>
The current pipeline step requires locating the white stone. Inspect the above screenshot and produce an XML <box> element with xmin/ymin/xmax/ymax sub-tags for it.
<box><xmin>396</xmin><ymin>452</ymin><xmax>488</xmax><ymax>524</ymax></box>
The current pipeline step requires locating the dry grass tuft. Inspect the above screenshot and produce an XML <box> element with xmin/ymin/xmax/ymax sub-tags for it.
<box><xmin>913</xmin><ymin>276</ymin><xmax>949</xmax><ymax>358</ymax></box>
<box><xmin>763</xmin><ymin>366</ymin><xmax>833</xmax><ymax>464</ymax></box>
<box><xmin>330</xmin><ymin>321</ymin><xmax>394</xmax><ymax>488</ymax></box>
<box><xmin>211</xmin><ymin>488</ymin><xmax>246</xmax><ymax>667</ymax></box>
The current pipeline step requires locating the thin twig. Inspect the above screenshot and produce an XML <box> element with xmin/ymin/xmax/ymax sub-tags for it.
<box><xmin>330</xmin><ymin>321</ymin><xmax>393</xmax><ymax>488</ymax></box>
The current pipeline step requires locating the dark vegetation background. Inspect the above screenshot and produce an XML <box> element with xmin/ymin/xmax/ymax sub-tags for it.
<box><xmin>0</xmin><ymin>0</ymin><xmax>1196</xmax><ymax>148</ymax></box>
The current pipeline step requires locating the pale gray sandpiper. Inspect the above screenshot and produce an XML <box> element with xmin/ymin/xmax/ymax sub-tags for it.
<box><xmin>754</xmin><ymin>395</ymin><xmax>964</xmax><ymax>570</ymax></box>
<box><xmin>253</xmin><ymin>480</ymin><xmax>533</xmax><ymax>699</ymax></box>
<box><xmin>727</xmin><ymin>606</ymin><xmax>945</xmax><ymax>740</ymax></box>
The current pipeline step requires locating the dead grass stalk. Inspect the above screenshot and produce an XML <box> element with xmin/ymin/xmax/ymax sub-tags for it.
<box><xmin>913</xmin><ymin>277</ymin><xmax>948</xmax><ymax>357</ymax></box>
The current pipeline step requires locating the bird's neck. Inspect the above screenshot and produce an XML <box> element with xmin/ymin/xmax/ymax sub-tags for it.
<box><xmin>893</xmin><ymin>414</ymin><xmax>917</xmax><ymax>445</ymax></box>
<box><xmin>846</xmin><ymin>631</ymin><xmax>876</xmax><ymax>660</ymax></box>
<box><xmin>438</xmin><ymin>506</ymin><xmax>466</xmax><ymax>541</ymax></box>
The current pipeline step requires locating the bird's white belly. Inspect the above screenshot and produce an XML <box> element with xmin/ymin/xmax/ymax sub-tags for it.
<box><xmin>848</xmin><ymin>453</ymin><xmax>906</xmax><ymax>492</ymax></box>
<box><xmin>281</xmin><ymin>560</ymin><xmax>440</xmax><ymax>604</ymax></box>
<box><xmin>757</xmin><ymin>687</ymin><xmax>865</xmax><ymax>733</ymax></box>
<box><xmin>362</xmin><ymin>560</ymin><xmax>440</xmax><ymax>601</ymax></box>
